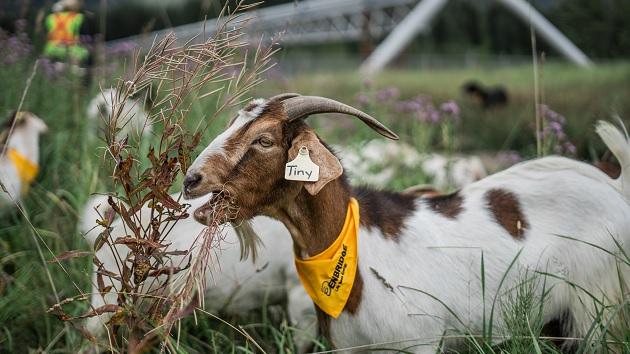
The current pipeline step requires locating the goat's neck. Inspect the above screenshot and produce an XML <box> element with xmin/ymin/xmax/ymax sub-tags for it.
<box><xmin>274</xmin><ymin>179</ymin><xmax>351</xmax><ymax>258</ymax></box>
<box><xmin>7</xmin><ymin>131</ymin><xmax>39</xmax><ymax>164</ymax></box>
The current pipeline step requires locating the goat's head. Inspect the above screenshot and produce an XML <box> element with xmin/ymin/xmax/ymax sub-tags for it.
<box><xmin>21</xmin><ymin>112</ymin><xmax>48</xmax><ymax>136</ymax></box>
<box><xmin>1</xmin><ymin>111</ymin><xmax>48</xmax><ymax>146</ymax></box>
<box><xmin>183</xmin><ymin>93</ymin><xmax>397</xmax><ymax>225</ymax></box>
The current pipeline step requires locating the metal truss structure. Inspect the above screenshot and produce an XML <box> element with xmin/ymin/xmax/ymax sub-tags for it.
<box><xmin>108</xmin><ymin>0</ymin><xmax>592</xmax><ymax>73</ymax></box>
<box><xmin>107</xmin><ymin>0</ymin><xmax>416</xmax><ymax>49</ymax></box>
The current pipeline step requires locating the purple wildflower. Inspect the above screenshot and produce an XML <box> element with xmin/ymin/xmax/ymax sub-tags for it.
<box><xmin>429</xmin><ymin>108</ymin><xmax>441</xmax><ymax>123</ymax></box>
<box><xmin>564</xmin><ymin>142</ymin><xmax>577</xmax><ymax>155</ymax></box>
<box><xmin>394</xmin><ymin>99</ymin><xmax>422</xmax><ymax>113</ymax></box>
<box><xmin>355</xmin><ymin>93</ymin><xmax>370</xmax><ymax>108</ymax></box>
<box><xmin>415</xmin><ymin>102</ymin><xmax>440</xmax><ymax>124</ymax></box>
<box><xmin>0</xmin><ymin>20</ymin><xmax>33</xmax><ymax>65</ymax></box>
<box><xmin>375</xmin><ymin>86</ymin><xmax>400</xmax><ymax>102</ymax></box>
<box><xmin>548</xmin><ymin>121</ymin><xmax>562</xmax><ymax>134</ymax></box>
<box><xmin>440</xmin><ymin>100</ymin><xmax>460</xmax><ymax>116</ymax></box>
<box><xmin>537</xmin><ymin>104</ymin><xmax>576</xmax><ymax>156</ymax></box>
<box><xmin>39</xmin><ymin>58</ymin><xmax>64</xmax><ymax>79</ymax></box>
<box><xmin>496</xmin><ymin>151</ymin><xmax>523</xmax><ymax>166</ymax></box>
<box><xmin>106</xmin><ymin>41</ymin><xmax>137</xmax><ymax>57</ymax></box>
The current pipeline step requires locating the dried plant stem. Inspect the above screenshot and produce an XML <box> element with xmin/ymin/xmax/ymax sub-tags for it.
<box><xmin>530</xmin><ymin>21</ymin><xmax>542</xmax><ymax>157</ymax></box>
<box><xmin>49</xmin><ymin>2</ymin><xmax>281</xmax><ymax>351</ymax></box>
<box><xmin>1</xmin><ymin>59</ymin><xmax>39</xmax><ymax>159</ymax></box>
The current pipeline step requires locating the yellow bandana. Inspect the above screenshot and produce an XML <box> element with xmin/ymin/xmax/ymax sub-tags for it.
<box><xmin>294</xmin><ymin>198</ymin><xmax>359</xmax><ymax>318</ymax></box>
<box><xmin>7</xmin><ymin>148</ymin><xmax>39</xmax><ymax>193</ymax></box>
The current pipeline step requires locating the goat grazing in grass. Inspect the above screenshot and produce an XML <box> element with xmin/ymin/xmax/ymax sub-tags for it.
<box><xmin>80</xmin><ymin>194</ymin><xmax>318</xmax><ymax>352</ymax></box>
<box><xmin>0</xmin><ymin>112</ymin><xmax>48</xmax><ymax>210</ymax></box>
<box><xmin>86</xmin><ymin>88</ymin><xmax>153</xmax><ymax>139</ymax></box>
<box><xmin>182</xmin><ymin>93</ymin><xmax>630</xmax><ymax>352</ymax></box>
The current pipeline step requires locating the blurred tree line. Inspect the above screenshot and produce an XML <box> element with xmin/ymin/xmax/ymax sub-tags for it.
<box><xmin>1</xmin><ymin>0</ymin><xmax>629</xmax><ymax>59</ymax></box>
<box><xmin>425</xmin><ymin>0</ymin><xmax>630</xmax><ymax>59</ymax></box>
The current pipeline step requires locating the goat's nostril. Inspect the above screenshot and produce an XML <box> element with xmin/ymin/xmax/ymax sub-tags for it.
<box><xmin>183</xmin><ymin>173</ymin><xmax>202</xmax><ymax>192</ymax></box>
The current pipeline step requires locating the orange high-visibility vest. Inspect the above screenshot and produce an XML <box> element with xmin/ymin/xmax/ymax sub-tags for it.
<box><xmin>46</xmin><ymin>12</ymin><xmax>82</xmax><ymax>46</ymax></box>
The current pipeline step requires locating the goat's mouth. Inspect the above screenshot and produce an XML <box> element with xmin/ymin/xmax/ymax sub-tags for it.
<box><xmin>193</xmin><ymin>188</ymin><xmax>237</xmax><ymax>225</ymax></box>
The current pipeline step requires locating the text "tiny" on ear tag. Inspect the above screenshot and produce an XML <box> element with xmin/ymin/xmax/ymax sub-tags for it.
<box><xmin>285</xmin><ymin>147</ymin><xmax>320</xmax><ymax>182</ymax></box>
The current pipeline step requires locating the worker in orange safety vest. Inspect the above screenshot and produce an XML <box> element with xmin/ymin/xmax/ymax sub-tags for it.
<box><xmin>44</xmin><ymin>0</ymin><xmax>89</xmax><ymax>64</ymax></box>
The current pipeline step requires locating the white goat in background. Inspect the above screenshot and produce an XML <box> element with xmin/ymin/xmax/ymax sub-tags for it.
<box><xmin>86</xmin><ymin>88</ymin><xmax>153</xmax><ymax>139</ymax></box>
<box><xmin>0</xmin><ymin>112</ymin><xmax>48</xmax><ymax>210</ymax></box>
<box><xmin>182</xmin><ymin>93</ymin><xmax>630</xmax><ymax>353</ymax></box>
<box><xmin>80</xmin><ymin>194</ymin><xmax>318</xmax><ymax>352</ymax></box>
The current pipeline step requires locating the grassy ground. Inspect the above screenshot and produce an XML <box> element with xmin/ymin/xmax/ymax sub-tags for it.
<box><xmin>1</xmin><ymin>59</ymin><xmax>629</xmax><ymax>353</ymax></box>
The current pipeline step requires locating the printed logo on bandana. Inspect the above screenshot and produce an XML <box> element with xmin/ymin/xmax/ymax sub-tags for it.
<box><xmin>320</xmin><ymin>245</ymin><xmax>348</xmax><ymax>296</ymax></box>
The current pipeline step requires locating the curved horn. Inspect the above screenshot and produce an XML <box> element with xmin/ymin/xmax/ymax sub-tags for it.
<box><xmin>268</xmin><ymin>92</ymin><xmax>301</xmax><ymax>103</ymax></box>
<box><xmin>282</xmin><ymin>96</ymin><xmax>398</xmax><ymax>140</ymax></box>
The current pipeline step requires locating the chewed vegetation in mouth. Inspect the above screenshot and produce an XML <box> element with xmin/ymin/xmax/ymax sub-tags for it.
<box><xmin>192</xmin><ymin>186</ymin><xmax>261</xmax><ymax>261</ymax></box>
<box><xmin>193</xmin><ymin>187</ymin><xmax>239</xmax><ymax>225</ymax></box>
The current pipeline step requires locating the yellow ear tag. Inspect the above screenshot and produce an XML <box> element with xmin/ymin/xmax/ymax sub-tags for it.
<box><xmin>285</xmin><ymin>146</ymin><xmax>320</xmax><ymax>182</ymax></box>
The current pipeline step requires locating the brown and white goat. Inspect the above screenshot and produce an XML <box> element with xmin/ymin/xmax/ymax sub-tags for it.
<box><xmin>183</xmin><ymin>94</ymin><xmax>630</xmax><ymax>352</ymax></box>
<box><xmin>0</xmin><ymin>112</ymin><xmax>48</xmax><ymax>210</ymax></box>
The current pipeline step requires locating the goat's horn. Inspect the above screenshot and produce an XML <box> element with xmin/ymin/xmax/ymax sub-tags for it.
<box><xmin>283</xmin><ymin>96</ymin><xmax>398</xmax><ymax>140</ymax></box>
<box><xmin>268</xmin><ymin>93</ymin><xmax>301</xmax><ymax>102</ymax></box>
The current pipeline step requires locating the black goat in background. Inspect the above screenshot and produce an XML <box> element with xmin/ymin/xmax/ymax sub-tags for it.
<box><xmin>462</xmin><ymin>81</ymin><xmax>508</xmax><ymax>109</ymax></box>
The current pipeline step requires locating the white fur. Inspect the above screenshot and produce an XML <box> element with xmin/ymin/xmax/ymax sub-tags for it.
<box><xmin>80</xmin><ymin>192</ymin><xmax>316</xmax><ymax>352</ymax></box>
<box><xmin>330</xmin><ymin>156</ymin><xmax>630</xmax><ymax>351</ymax></box>
<box><xmin>86</xmin><ymin>88</ymin><xmax>152</xmax><ymax>139</ymax></box>
<box><xmin>0</xmin><ymin>114</ymin><xmax>48</xmax><ymax>210</ymax></box>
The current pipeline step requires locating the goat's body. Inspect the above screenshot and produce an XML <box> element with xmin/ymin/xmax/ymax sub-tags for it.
<box><xmin>331</xmin><ymin>156</ymin><xmax>630</xmax><ymax>351</ymax></box>
<box><xmin>82</xmin><ymin>196</ymin><xmax>316</xmax><ymax>350</ymax></box>
<box><xmin>0</xmin><ymin>157</ymin><xmax>22</xmax><ymax>209</ymax></box>
<box><xmin>0</xmin><ymin>113</ymin><xmax>46</xmax><ymax>210</ymax></box>
<box><xmin>181</xmin><ymin>92</ymin><xmax>630</xmax><ymax>353</ymax></box>
<box><xmin>86</xmin><ymin>88</ymin><xmax>152</xmax><ymax>139</ymax></box>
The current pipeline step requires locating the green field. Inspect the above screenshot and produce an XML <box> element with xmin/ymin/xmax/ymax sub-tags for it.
<box><xmin>1</xmin><ymin>58</ymin><xmax>629</xmax><ymax>353</ymax></box>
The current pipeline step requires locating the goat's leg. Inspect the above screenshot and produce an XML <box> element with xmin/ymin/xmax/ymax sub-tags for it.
<box><xmin>85</xmin><ymin>271</ymin><xmax>117</xmax><ymax>349</ymax></box>
<box><xmin>286</xmin><ymin>275</ymin><xmax>318</xmax><ymax>353</ymax></box>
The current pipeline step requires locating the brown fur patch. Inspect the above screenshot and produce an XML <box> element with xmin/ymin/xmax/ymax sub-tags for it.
<box><xmin>315</xmin><ymin>268</ymin><xmax>364</xmax><ymax>345</ymax></box>
<box><xmin>353</xmin><ymin>187</ymin><xmax>417</xmax><ymax>241</ymax></box>
<box><xmin>596</xmin><ymin>161</ymin><xmax>621</xmax><ymax>179</ymax></box>
<box><xmin>2</xmin><ymin>111</ymin><xmax>27</xmax><ymax>129</ymax></box>
<box><xmin>0</xmin><ymin>111</ymin><xmax>28</xmax><ymax>147</ymax></box>
<box><xmin>316</xmin><ymin>308</ymin><xmax>331</xmax><ymax>343</ymax></box>
<box><xmin>243</xmin><ymin>101</ymin><xmax>261</xmax><ymax>112</ymax></box>
<box><xmin>403</xmin><ymin>185</ymin><xmax>440</xmax><ymax>198</ymax></box>
<box><xmin>345</xmin><ymin>268</ymin><xmax>363</xmax><ymax>314</ymax></box>
<box><xmin>485</xmin><ymin>188</ymin><xmax>528</xmax><ymax>239</ymax></box>
<box><xmin>427</xmin><ymin>191</ymin><xmax>464</xmax><ymax>219</ymax></box>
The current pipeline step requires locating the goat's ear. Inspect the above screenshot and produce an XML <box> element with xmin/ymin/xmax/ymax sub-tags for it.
<box><xmin>31</xmin><ymin>115</ymin><xmax>48</xmax><ymax>134</ymax></box>
<box><xmin>288</xmin><ymin>130</ymin><xmax>342</xmax><ymax>195</ymax></box>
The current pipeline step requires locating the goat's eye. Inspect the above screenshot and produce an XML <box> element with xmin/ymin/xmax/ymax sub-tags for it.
<box><xmin>258</xmin><ymin>137</ymin><xmax>273</xmax><ymax>148</ymax></box>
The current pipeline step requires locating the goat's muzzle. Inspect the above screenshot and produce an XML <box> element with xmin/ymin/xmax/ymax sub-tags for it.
<box><xmin>183</xmin><ymin>172</ymin><xmax>203</xmax><ymax>199</ymax></box>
